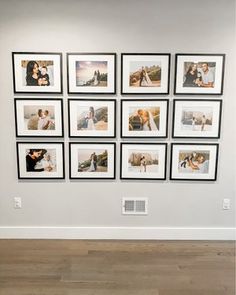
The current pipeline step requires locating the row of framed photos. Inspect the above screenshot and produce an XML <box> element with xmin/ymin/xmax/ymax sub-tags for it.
<box><xmin>12</xmin><ymin>52</ymin><xmax>225</xmax><ymax>95</ymax></box>
<box><xmin>14</xmin><ymin>98</ymin><xmax>223</xmax><ymax>139</ymax></box>
<box><xmin>16</xmin><ymin>142</ymin><xmax>219</xmax><ymax>181</ymax></box>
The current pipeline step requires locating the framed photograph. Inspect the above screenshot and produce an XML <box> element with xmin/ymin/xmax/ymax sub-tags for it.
<box><xmin>174</xmin><ymin>54</ymin><xmax>225</xmax><ymax>95</ymax></box>
<box><xmin>68</xmin><ymin>99</ymin><xmax>116</xmax><ymax>138</ymax></box>
<box><xmin>170</xmin><ymin>143</ymin><xmax>219</xmax><ymax>181</ymax></box>
<box><xmin>69</xmin><ymin>143</ymin><xmax>116</xmax><ymax>179</ymax></box>
<box><xmin>67</xmin><ymin>53</ymin><xmax>116</xmax><ymax>94</ymax></box>
<box><xmin>16</xmin><ymin>142</ymin><xmax>65</xmax><ymax>179</ymax></box>
<box><xmin>120</xmin><ymin>143</ymin><xmax>167</xmax><ymax>180</ymax></box>
<box><xmin>172</xmin><ymin>99</ymin><xmax>222</xmax><ymax>139</ymax></box>
<box><xmin>14</xmin><ymin>99</ymin><xmax>64</xmax><ymax>137</ymax></box>
<box><xmin>121</xmin><ymin>53</ymin><xmax>170</xmax><ymax>95</ymax></box>
<box><xmin>12</xmin><ymin>52</ymin><xmax>63</xmax><ymax>94</ymax></box>
<box><xmin>121</xmin><ymin>99</ymin><xmax>168</xmax><ymax>138</ymax></box>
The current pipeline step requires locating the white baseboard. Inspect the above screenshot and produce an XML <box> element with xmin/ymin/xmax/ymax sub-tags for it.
<box><xmin>0</xmin><ymin>226</ymin><xmax>235</xmax><ymax>240</ymax></box>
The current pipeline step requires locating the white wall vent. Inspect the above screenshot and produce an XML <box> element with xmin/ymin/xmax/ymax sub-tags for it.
<box><xmin>122</xmin><ymin>198</ymin><xmax>148</xmax><ymax>215</ymax></box>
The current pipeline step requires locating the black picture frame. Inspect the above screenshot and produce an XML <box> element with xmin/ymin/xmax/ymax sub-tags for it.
<box><xmin>120</xmin><ymin>142</ymin><xmax>167</xmax><ymax>180</ymax></box>
<box><xmin>12</xmin><ymin>52</ymin><xmax>63</xmax><ymax>94</ymax></box>
<box><xmin>121</xmin><ymin>53</ymin><xmax>171</xmax><ymax>95</ymax></box>
<box><xmin>14</xmin><ymin>98</ymin><xmax>64</xmax><ymax>138</ymax></box>
<box><xmin>67</xmin><ymin>52</ymin><xmax>116</xmax><ymax>94</ymax></box>
<box><xmin>68</xmin><ymin>98</ymin><xmax>116</xmax><ymax>138</ymax></box>
<box><xmin>174</xmin><ymin>53</ymin><xmax>225</xmax><ymax>95</ymax></box>
<box><xmin>170</xmin><ymin>143</ymin><xmax>219</xmax><ymax>181</ymax></box>
<box><xmin>69</xmin><ymin>142</ymin><xmax>116</xmax><ymax>180</ymax></box>
<box><xmin>121</xmin><ymin>99</ymin><xmax>169</xmax><ymax>138</ymax></box>
<box><xmin>16</xmin><ymin>142</ymin><xmax>65</xmax><ymax>180</ymax></box>
<box><xmin>172</xmin><ymin>99</ymin><xmax>222</xmax><ymax>139</ymax></box>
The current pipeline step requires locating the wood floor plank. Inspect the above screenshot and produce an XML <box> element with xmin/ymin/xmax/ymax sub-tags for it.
<box><xmin>0</xmin><ymin>240</ymin><xmax>234</xmax><ymax>295</ymax></box>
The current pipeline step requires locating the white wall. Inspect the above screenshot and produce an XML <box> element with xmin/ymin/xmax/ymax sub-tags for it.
<box><xmin>0</xmin><ymin>0</ymin><xmax>235</xmax><ymax>239</ymax></box>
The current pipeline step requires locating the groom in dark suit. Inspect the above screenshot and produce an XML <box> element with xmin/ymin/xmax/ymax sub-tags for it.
<box><xmin>139</xmin><ymin>67</ymin><xmax>145</xmax><ymax>86</ymax></box>
<box><xmin>93</xmin><ymin>153</ymin><xmax>98</xmax><ymax>171</ymax></box>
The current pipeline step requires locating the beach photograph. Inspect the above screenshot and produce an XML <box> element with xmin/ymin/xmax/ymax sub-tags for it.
<box><xmin>76</xmin><ymin>61</ymin><xmax>108</xmax><ymax>87</ymax></box>
<box><xmin>181</xmin><ymin>106</ymin><xmax>213</xmax><ymax>132</ymax></box>
<box><xmin>24</xmin><ymin>105</ymin><xmax>55</xmax><ymax>131</ymax></box>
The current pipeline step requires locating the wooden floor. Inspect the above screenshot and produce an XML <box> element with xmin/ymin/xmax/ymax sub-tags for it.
<box><xmin>0</xmin><ymin>240</ymin><xmax>235</xmax><ymax>295</ymax></box>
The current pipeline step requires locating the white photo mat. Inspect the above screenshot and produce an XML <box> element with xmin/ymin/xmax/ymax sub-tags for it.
<box><xmin>13</xmin><ymin>53</ymin><xmax>62</xmax><ymax>93</ymax></box>
<box><xmin>121</xmin><ymin>100</ymin><xmax>168</xmax><ymax>137</ymax></box>
<box><xmin>69</xmin><ymin>99</ymin><xmax>115</xmax><ymax>137</ymax></box>
<box><xmin>70</xmin><ymin>143</ymin><xmax>115</xmax><ymax>179</ymax></box>
<box><xmin>15</xmin><ymin>99</ymin><xmax>63</xmax><ymax>137</ymax></box>
<box><xmin>121</xmin><ymin>143</ymin><xmax>167</xmax><ymax>179</ymax></box>
<box><xmin>67</xmin><ymin>54</ymin><xmax>115</xmax><ymax>93</ymax></box>
<box><xmin>17</xmin><ymin>142</ymin><xmax>64</xmax><ymax>178</ymax></box>
<box><xmin>173</xmin><ymin>100</ymin><xmax>222</xmax><ymax>138</ymax></box>
<box><xmin>175</xmin><ymin>55</ymin><xmax>224</xmax><ymax>94</ymax></box>
<box><xmin>171</xmin><ymin>144</ymin><xmax>218</xmax><ymax>180</ymax></box>
<box><xmin>122</xmin><ymin>54</ymin><xmax>170</xmax><ymax>94</ymax></box>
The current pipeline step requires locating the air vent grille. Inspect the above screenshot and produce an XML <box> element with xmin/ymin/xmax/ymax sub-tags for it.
<box><xmin>122</xmin><ymin>198</ymin><xmax>148</xmax><ymax>215</ymax></box>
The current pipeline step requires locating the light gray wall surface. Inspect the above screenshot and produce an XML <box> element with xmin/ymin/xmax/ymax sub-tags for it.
<box><xmin>0</xmin><ymin>0</ymin><xmax>235</xmax><ymax>229</ymax></box>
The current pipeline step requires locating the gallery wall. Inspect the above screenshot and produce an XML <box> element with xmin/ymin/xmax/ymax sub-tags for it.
<box><xmin>0</xmin><ymin>0</ymin><xmax>235</xmax><ymax>238</ymax></box>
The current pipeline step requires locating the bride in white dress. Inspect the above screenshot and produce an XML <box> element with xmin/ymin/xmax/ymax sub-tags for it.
<box><xmin>142</xmin><ymin>111</ymin><xmax>158</xmax><ymax>131</ymax></box>
<box><xmin>141</xmin><ymin>69</ymin><xmax>153</xmax><ymax>87</ymax></box>
<box><xmin>86</xmin><ymin>107</ymin><xmax>96</xmax><ymax>130</ymax></box>
<box><xmin>93</xmin><ymin>71</ymin><xmax>98</xmax><ymax>86</ymax></box>
<box><xmin>88</xmin><ymin>153</ymin><xmax>96</xmax><ymax>172</ymax></box>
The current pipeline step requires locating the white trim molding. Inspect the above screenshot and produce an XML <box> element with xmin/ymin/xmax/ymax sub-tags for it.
<box><xmin>0</xmin><ymin>226</ymin><xmax>235</xmax><ymax>240</ymax></box>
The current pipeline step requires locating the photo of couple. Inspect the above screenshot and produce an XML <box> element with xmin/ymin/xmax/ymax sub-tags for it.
<box><xmin>178</xmin><ymin>151</ymin><xmax>209</xmax><ymax>174</ymax></box>
<box><xmin>22</xmin><ymin>60</ymin><xmax>53</xmax><ymax>86</ymax></box>
<box><xmin>25</xmin><ymin>148</ymin><xmax>56</xmax><ymax>173</ymax></box>
<box><xmin>128</xmin><ymin>151</ymin><xmax>159</xmax><ymax>173</ymax></box>
<box><xmin>24</xmin><ymin>106</ymin><xmax>55</xmax><ymax>131</ymax></box>
<box><xmin>129</xmin><ymin>61</ymin><xmax>161</xmax><ymax>87</ymax></box>
<box><xmin>183</xmin><ymin>62</ymin><xmax>216</xmax><ymax>88</ymax></box>
<box><xmin>128</xmin><ymin>107</ymin><xmax>160</xmax><ymax>131</ymax></box>
<box><xmin>181</xmin><ymin>107</ymin><xmax>213</xmax><ymax>132</ymax></box>
<box><xmin>78</xmin><ymin>149</ymin><xmax>108</xmax><ymax>172</ymax></box>
<box><xmin>76</xmin><ymin>61</ymin><xmax>108</xmax><ymax>87</ymax></box>
<box><xmin>77</xmin><ymin>106</ymin><xmax>108</xmax><ymax>131</ymax></box>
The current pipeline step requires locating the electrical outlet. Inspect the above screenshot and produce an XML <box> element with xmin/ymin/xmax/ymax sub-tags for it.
<box><xmin>14</xmin><ymin>197</ymin><xmax>22</xmax><ymax>209</ymax></box>
<box><xmin>222</xmin><ymin>199</ymin><xmax>230</xmax><ymax>210</ymax></box>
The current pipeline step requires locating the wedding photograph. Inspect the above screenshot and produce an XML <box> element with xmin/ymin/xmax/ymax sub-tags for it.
<box><xmin>121</xmin><ymin>53</ymin><xmax>170</xmax><ymax>94</ymax></box>
<box><xmin>12</xmin><ymin>52</ymin><xmax>62</xmax><ymax>93</ymax></box>
<box><xmin>128</xmin><ymin>150</ymin><xmax>159</xmax><ymax>173</ymax></box>
<box><xmin>77</xmin><ymin>106</ymin><xmax>108</xmax><ymax>131</ymax></box>
<box><xmin>174</xmin><ymin>54</ymin><xmax>225</xmax><ymax>95</ymax></box>
<box><xmin>180</xmin><ymin>107</ymin><xmax>213</xmax><ymax>132</ymax></box>
<box><xmin>129</xmin><ymin>61</ymin><xmax>161</xmax><ymax>87</ymax></box>
<box><xmin>15</xmin><ymin>99</ymin><xmax>63</xmax><ymax>137</ymax></box>
<box><xmin>76</xmin><ymin>61</ymin><xmax>108</xmax><ymax>87</ymax></box>
<box><xmin>170</xmin><ymin>143</ymin><xmax>219</xmax><ymax>181</ymax></box>
<box><xmin>172</xmin><ymin>99</ymin><xmax>222</xmax><ymax>138</ymax></box>
<box><xmin>16</xmin><ymin>142</ymin><xmax>65</xmax><ymax>179</ymax></box>
<box><xmin>69</xmin><ymin>143</ymin><xmax>116</xmax><ymax>179</ymax></box>
<box><xmin>120</xmin><ymin>143</ymin><xmax>167</xmax><ymax>180</ymax></box>
<box><xmin>121</xmin><ymin>99</ymin><xmax>168</xmax><ymax>138</ymax></box>
<box><xmin>67</xmin><ymin>53</ymin><xmax>116</xmax><ymax>94</ymax></box>
<box><xmin>128</xmin><ymin>106</ymin><xmax>160</xmax><ymax>131</ymax></box>
<box><xmin>77</xmin><ymin>149</ymin><xmax>108</xmax><ymax>173</ymax></box>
